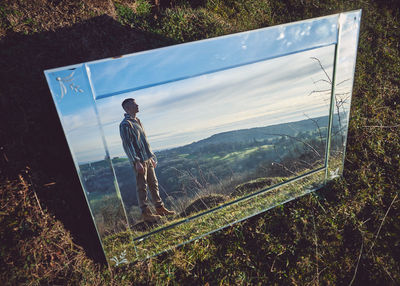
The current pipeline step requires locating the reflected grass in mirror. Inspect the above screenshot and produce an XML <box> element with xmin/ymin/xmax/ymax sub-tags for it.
<box><xmin>104</xmin><ymin>168</ymin><xmax>325</xmax><ymax>262</ymax></box>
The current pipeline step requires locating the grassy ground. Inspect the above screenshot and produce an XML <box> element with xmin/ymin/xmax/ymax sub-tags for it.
<box><xmin>104</xmin><ymin>169</ymin><xmax>325</xmax><ymax>263</ymax></box>
<box><xmin>1</xmin><ymin>0</ymin><xmax>399</xmax><ymax>285</ymax></box>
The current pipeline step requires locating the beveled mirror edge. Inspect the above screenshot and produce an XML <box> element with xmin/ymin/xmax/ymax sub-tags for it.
<box><xmin>337</xmin><ymin>9</ymin><xmax>362</xmax><ymax>176</ymax></box>
<box><xmin>44</xmin><ymin>12</ymin><xmax>342</xmax><ymax>75</ymax></box>
<box><xmin>43</xmin><ymin>70</ymin><xmax>109</xmax><ymax>260</ymax></box>
<box><xmin>326</xmin><ymin>9</ymin><xmax>362</xmax><ymax>180</ymax></box>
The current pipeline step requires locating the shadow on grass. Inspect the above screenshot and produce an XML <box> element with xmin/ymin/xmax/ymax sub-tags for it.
<box><xmin>0</xmin><ymin>14</ymin><xmax>175</xmax><ymax>264</ymax></box>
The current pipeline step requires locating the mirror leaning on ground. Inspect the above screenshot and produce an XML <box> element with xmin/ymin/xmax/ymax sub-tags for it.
<box><xmin>44</xmin><ymin>10</ymin><xmax>361</xmax><ymax>264</ymax></box>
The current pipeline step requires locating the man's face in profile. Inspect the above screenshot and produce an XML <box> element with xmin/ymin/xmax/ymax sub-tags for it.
<box><xmin>126</xmin><ymin>100</ymin><xmax>139</xmax><ymax>114</ymax></box>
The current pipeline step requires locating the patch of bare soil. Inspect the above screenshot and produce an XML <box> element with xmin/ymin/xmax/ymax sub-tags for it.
<box><xmin>231</xmin><ymin>177</ymin><xmax>279</xmax><ymax>197</ymax></box>
<box><xmin>180</xmin><ymin>194</ymin><xmax>227</xmax><ymax>217</ymax></box>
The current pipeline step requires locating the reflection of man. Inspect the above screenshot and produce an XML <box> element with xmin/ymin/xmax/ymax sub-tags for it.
<box><xmin>120</xmin><ymin>98</ymin><xmax>175</xmax><ymax>222</ymax></box>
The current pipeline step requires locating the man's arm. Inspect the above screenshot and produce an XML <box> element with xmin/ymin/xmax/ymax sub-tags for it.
<box><xmin>137</xmin><ymin>118</ymin><xmax>157</xmax><ymax>168</ymax></box>
<box><xmin>150</xmin><ymin>156</ymin><xmax>157</xmax><ymax>168</ymax></box>
<box><xmin>120</xmin><ymin>123</ymin><xmax>141</xmax><ymax>163</ymax></box>
<box><xmin>120</xmin><ymin>123</ymin><xmax>145</xmax><ymax>174</ymax></box>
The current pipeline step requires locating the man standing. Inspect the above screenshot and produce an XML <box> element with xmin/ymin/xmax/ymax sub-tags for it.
<box><xmin>120</xmin><ymin>98</ymin><xmax>175</xmax><ymax>222</ymax></box>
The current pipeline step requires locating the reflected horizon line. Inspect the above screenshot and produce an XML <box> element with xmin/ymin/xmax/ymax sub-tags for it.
<box><xmin>77</xmin><ymin>112</ymin><xmax>337</xmax><ymax>165</ymax></box>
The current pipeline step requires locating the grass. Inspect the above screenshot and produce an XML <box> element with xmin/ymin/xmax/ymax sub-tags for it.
<box><xmin>93</xmin><ymin>152</ymin><xmax>320</xmax><ymax>246</ymax></box>
<box><xmin>218</xmin><ymin>145</ymin><xmax>274</xmax><ymax>162</ymax></box>
<box><xmin>104</xmin><ymin>168</ymin><xmax>325</xmax><ymax>263</ymax></box>
<box><xmin>0</xmin><ymin>0</ymin><xmax>399</xmax><ymax>285</ymax></box>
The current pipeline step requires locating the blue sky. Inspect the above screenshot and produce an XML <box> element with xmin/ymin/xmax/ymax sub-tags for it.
<box><xmin>89</xmin><ymin>15</ymin><xmax>337</xmax><ymax>99</ymax></box>
<box><xmin>97</xmin><ymin>45</ymin><xmax>335</xmax><ymax>156</ymax></box>
<box><xmin>56</xmin><ymin>44</ymin><xmax>335</xmax><ymax>163</ymax></box>
<box><xmin>44</xmin><ymin>14</ymin><xmax>355</xmax><ymax>164</ymax></box>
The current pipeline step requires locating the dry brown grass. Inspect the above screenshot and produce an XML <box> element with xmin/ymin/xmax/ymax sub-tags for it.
<box><xmin>0</xmin><ymin>171</ymin><xmax>105</xmax><ymax>285</ymax></box>
<box><xmin>0</xmin><ymin>0</ymin><xmax>117</xmax><ymax>37</ymax></box>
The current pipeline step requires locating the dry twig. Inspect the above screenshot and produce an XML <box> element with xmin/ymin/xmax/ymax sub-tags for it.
<box><xmin>349</xmin><ymin>237</ymin><xmax>364</xmax><ymax>286</ymax></box>
<box><xmin>368</xmin><ymin>193</ymin><xmax>398</xmax><ymax>254</ymax></box>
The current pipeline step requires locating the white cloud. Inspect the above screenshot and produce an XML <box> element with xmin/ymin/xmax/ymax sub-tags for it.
<box><xmin>63</xmin><ymin>109</ymin><xmax>98</xmax><ymax>133</ymax></box>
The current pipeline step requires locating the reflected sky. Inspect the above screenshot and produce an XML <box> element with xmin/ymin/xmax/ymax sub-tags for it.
<box><xmin>91</xmin><ymin>45</ymin><xmax>334</xmax><ymax>162</ymax></box>
<box><xmin>52</xmin><ymin>45</ymin><xmax>336</xmax><ymax>163</ymax></box>
<box><xmin>89</xmin><ymin>15</ymin><xmax>338</xmax><ymax>99</ymax></box>
<box><xmin>335</xmin><ymin>12</ymin><xmax>362</xmax><ymax>94</ymax></box>
<box><xmin>44</xmin><ymin>14</ymin><xmax>342</xmax><ymax>164</ymax></box>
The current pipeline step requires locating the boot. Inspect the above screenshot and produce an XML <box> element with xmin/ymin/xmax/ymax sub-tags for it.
<box><xmin>156</xmin><ymin>206</ymin><xmax>176</xmax><ymax>216</ymax></box>
<box><xmin>141</xmin><ymin>208</ymin><xmax>162</xmax><ymax>222</ymax></box>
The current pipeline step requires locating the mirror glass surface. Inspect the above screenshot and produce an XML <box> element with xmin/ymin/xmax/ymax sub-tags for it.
<box><xmin>44</xmin><ymin>10</ymin><xmax>360</xmax><ymax>264</ymax></box>
<box><xmin>95</xmin><ymin>44</ymin><xmax>334</xmax><ymax>237</ymax></box>
<box><xmin>327</xmin><ymin>10</ymin><xmax>361</xmax><ymax>179</ymax></box>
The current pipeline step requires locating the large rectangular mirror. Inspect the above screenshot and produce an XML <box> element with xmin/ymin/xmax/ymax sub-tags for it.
<box><xmin>44</xmin><ymin>10</ymin><xmax>361</xmax><ymax>264</ymax></box>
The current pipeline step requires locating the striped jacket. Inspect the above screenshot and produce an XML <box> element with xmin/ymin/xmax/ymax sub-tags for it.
<box><xmin>119</xmin><ymin>113</ymin><xmax>156</xmax><ymax>164</ymax></box>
